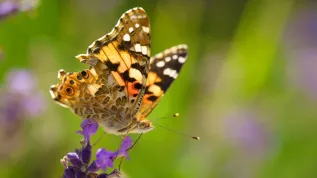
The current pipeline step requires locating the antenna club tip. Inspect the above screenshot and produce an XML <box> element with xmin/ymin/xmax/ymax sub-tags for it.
<box><xmin>192</xmin><ymin>136</ymin><xmax>200</xmax><ymax>140</ymax></box>
<box><xmin>173</xmin><ymin>113</ymin><xmax>180</xmax><ymax>117</ymax></box>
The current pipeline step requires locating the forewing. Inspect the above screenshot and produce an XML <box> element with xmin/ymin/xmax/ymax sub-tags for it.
<box><xmin>76</xmin><ymin>7</ymin><xmax>151</xmax><ymax>117</ymax></box>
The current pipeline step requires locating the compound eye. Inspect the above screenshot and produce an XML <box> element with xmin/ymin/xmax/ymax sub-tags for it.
<box><xmin>80</xmin><ymin>70</ymin><xmax>89</xmax><ymax>79</ymax></box>
<box><xmin>65</xmin><ymin>87</ymin><xmax>74</xmax><ymax>95</ymax></box>
<box><xmin>139</xmin><ymin>122</ymin><xmax>148</xmax><ymax>128</ymax></box>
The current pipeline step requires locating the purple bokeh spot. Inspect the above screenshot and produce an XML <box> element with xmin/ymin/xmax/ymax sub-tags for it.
<box><xmin>2</xmin><ymin>95</ymin><xmax>22</xmax><ymax>123</ymax></box>
<box><xmin>285</xmin><ymin>8</ymin><xmax>317</xmax><ymax>99</ymax></box>
<box><xmin>21</xmin><ymin>93</ymin><xmax>46</xmax><ymax>117</ymax></box>
<box><xmin>6</xmin><ymin>69</ymin><xmax>36</xmax><ymax>94</ymax></box>
<box><xmin>0</xmin><ymin>69</ymin><xmax>45</xmax><ymax>136</ymax></box>
<box><xmin>288</xmin><ymin>51</ymin><xmax>317</xmax><ymax>99</ymax></box>
<box><xmin>0</xmin><ymin>1</ymin><xmax>18</xmax><ymax>19</ymax></box>
<box><xmin>223</xmin><ymin>109</ymin><xmax>271</xmax><ymax>155</ymax></box>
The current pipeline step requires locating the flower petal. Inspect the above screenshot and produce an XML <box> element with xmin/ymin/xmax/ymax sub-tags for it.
<box><xmin>77</xmin><ymin>119</ymin><xmax>98</xmax><ymax>141</ymax></box>
<box><xmin>117</xmin><ymin>136</ymin><xmax>133</xmax><ymax>159</ymax></box>
<box><xmin>67</xmin><ymin>152</ymin><xmax>82</xmax><ymax>168</ymax></box>
<box><xmin>95</xmin><ymin>148</ymin><xmax>116</xmax><ymax>171</ymax></box>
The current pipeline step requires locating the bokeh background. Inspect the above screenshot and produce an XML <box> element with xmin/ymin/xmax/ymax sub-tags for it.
<box><xmin>1</xmin><ymin>0</ymin><xmax>317</xmax><ymax>177</ymax></box>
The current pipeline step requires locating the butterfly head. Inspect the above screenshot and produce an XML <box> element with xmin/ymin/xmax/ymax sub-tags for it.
<box><xmin>50</xmin><ymin>69</ymin><xmax>94</xmax><ymax>108</ymax></box>
<box><xmin>129</xmin><ymin>120</ymin><xmax>154</xmax><ymax>134</ymax></box>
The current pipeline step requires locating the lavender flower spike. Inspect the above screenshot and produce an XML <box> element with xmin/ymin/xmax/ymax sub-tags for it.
<box><xmin>62</xmin><ymin>121</ymin><xmax>131</xmax><ymax>177</ymax></box>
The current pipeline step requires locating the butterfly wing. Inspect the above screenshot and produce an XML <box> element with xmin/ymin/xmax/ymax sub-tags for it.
<box><xmin>136</xmin><ymin>44</ymin><xmax>188</xmax><ymax>120</ymax></box>
<box><xmin>76</xmin><ymin>7</ymin><xmax>151</xmax><ymax>117</ymax></box>
<box><xmin>50</xmin><ymin>8</ymin><xmax>152</xmax><ymax>135</ymax></box>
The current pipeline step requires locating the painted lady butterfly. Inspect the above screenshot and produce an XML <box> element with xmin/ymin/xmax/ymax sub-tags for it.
<box><xmin>50</xmin><ymin>7</ymin><xmax>187</xmax><ymax>135</ymax></box>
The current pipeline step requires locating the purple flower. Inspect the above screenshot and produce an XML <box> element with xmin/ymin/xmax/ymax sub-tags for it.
<box><xmin>62</xmin><ymin>122</ymin><xmax>132</xmax><ymax>177</ymax></box>
<box><xmin>0</xmin><ymin>1</ymin><xmax>18</xmax><ymax>19</ymax></box>
<box><xmin>76</xmin><ymin>119</ymin><xmax>98</xmax><ymax>141</ymax></box>
<box><xmin>62</xmin><ymin>139</ymin><xmax>128</xmax><ymax>177</ymax></box>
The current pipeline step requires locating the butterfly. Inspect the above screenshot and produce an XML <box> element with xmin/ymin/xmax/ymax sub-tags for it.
<box><xmin>49</xmin><ymin>7</ymin><xmax>187</xmax><ymax>135</ymax></box>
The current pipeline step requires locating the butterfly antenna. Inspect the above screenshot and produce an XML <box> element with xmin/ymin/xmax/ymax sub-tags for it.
<box><xmin>154</xmin><ymin>112</ymin><xmax>180</xmax><ymax>120</ymax></box>
<box><xmin>153</xmin><ymin>123</ymin><xmax>200</xmax><ymax>140</ymax></box>
<box><xmin>92</xmin><ymin>132</ymin><xmax>107</xmax><ymax>146</ymax></box>
<box><xmin>152</xmin><ymin>113</ymin><xmax>200</xmax><ymax>140</ymax></box>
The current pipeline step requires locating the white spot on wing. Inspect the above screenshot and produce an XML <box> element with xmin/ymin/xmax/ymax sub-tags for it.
<box><xmin>171</xmin><ymin>46</ymin><xmax>177</xmax><ymax>53</ymax></box>
<box><xmin>172</xmin><ymin>55</ymin><xmax>178</xmax><ymax>60</ymax></box>
<box><xmin>163</xmin><ymin>68</ymin><xmax>171</xmax><ymax>75</ymax></box>
<box><xmin>169</xmin><ymin>69</ymin><xmax>177</xmax><ymax>78</ymax></box>
<box><xmin>135</xmin><ymin>43</ymin><xmax>141</xmax><ymax>52</ymax></box>
<box><xmin>178</xmin><ymin>56</ymin><xmax>186</xmax><ymax>63</ymax></box>
<box><xmin>123</xmin><ymin>34</ymin><xmax>130</xmax><ymax>41</ymax></box>
<box><xmin>141</xmin><ymin>46</ymin><xmax>148</xmax><ymax>55</ymax></box>
<box><xmin>135</xmin><ymin>23</ymin><xmax>140</xmax><ymax>28</ymax></box>
<box><xmin>129</xmin><ymin>27</ymin><xmax>134</xmax><ymax>33</ymax></box>
<box><xmin>155</xmin><ymin>52</ymin><xmax>163</xmax><ymax>59</ymax></box>
<box><xmin>163</xmin><ymin>68</ymin><xmax>178</xmax><ymax>79</ymax></box>
<box><xmin>165</xmin><ymin>57</ymin><xmax>171</xmax><ymax>62</ymax></box>
<box><xmin>156</xmin><ymin>61</ymin><xmax>165</xmax><ymax>67</ymax></box>
<box><xmin>142</xmin><ymin>26</ymin><xmax>150</xmax><ymax>33</ymax></box>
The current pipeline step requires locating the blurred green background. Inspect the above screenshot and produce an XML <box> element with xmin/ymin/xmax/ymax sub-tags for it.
<box><xmin>1</xmin><ymin>0</ymin><xmax>317</xmax><ymax>177</ymax></box>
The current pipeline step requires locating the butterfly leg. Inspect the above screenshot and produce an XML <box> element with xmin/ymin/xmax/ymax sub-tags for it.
<box><xmin>92</xmin><ymin>132</ymin><xmax>107</xmax><ymax>147</ymax></box>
